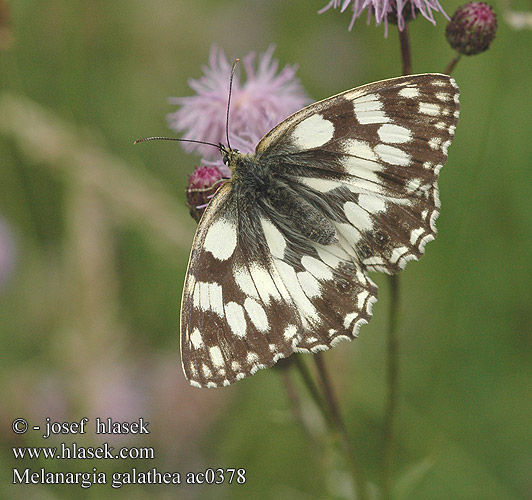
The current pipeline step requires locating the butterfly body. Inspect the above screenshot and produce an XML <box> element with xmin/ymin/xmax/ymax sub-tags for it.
<box><xmin>181</xmin><ymin>74</ymin><xmax>459</xmax><ymax>388</ymax></box>
<box><xmin>226</xmin><ymin>150</ymin><xmax>339</xmax><ymax>246</ymax></box>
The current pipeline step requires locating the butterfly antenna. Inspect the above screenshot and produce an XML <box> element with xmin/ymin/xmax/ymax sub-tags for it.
<box><xmin>225</xmin><ymin>58</ymin><xmax>240</xmax><ymax>151</ymax></box>
<box><xmin>134</xmin><ymin>136</ymin><xmax>220</xmax><ymax>150</ymax></box>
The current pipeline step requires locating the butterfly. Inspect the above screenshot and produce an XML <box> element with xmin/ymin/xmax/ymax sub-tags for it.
<box><xmin>179</xmin><ymin>73</ymin><xmax>459</xmax><ymax>388</ymax></box>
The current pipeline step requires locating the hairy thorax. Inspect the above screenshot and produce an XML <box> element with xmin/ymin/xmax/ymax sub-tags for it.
<box><xmin>229</xmin><ymin>152</ymin><xmax>338</xmax><ymax>246</ymax></box>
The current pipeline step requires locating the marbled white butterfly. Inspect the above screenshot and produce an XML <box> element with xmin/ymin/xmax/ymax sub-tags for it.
<box><xmin>180</xmin><ymin>73</ymin><xmax>459</xmax><ymax>388</ymax></box>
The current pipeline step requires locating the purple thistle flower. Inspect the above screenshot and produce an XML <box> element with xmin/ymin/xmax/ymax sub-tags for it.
<box><xmin>167</xmin><ymin>45</ymin><xmax>311</xmax><ymax>162</ymax></box>
<box><xmin>319</xmin><ymin>0</ymin><xmax>449</xmax><ymax>35</ymax></box>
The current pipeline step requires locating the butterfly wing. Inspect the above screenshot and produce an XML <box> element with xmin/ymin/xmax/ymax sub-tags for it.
<box><xmin>256</xmin><ymin>73</ymin><xmax>459</xmax><ymax>274</ymax></box>
<box><xmin>180</xmin><ymin>181</ymin><xmax>378</xmax><ymax>387</ymax></box>
<box><xmin>181</xmin><ymin>73</ymin><xmax>459</xmax><ymax>387</ymax></box>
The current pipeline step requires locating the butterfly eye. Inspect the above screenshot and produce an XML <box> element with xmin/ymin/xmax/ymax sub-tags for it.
<box><xmin>222</xmin><ymin>156</ymin><xmax>229</xmax><ymax>166</ymax></box>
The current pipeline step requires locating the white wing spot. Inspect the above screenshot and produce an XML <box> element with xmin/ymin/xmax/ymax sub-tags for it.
<box><xmin>377</xmin><ymin>124</ymin><xmax>412</xmax><ymax>144</ymax></box>
<box><xmin>406</xmin><ymin>178</ymin><xmax>422</xmax><ymax>193</ymax></box>
<box><xmin>419</xmin><ymin>233</ymin><xmax>435</xmax><ymax>252</ymax></box>
<box><xmin>343</xmin><ymin>139</ymin><xmax>378</xmax><ymax>161</ymax></box>
<box><xmin>275</xmin><ymin>260</ymin><xmax>319</xmax><ymax>322</ymax></box>
<box><xmin>209</xmin><ymin>346</ymin><xmax>224</xmax><ymax>368</ymax></box>
<box><xmin>233</xmin><ymin>265</ymin><xmax>260</xmax><ymax>301</ymax></box>
<box><xmin>197</xmin><ymin>281</ymin><xmax>224</xmax><ymax>316</ymax></box>
<box><xmin>418</xmin><ymin>102</ymin><xmax>441</xmax><ymax>116</ymax></box>
<box><xmin>410</xmin><ymin>227</ymin><xmax>425</xmax><ymax>245</ymax></box>
<box><xmin>375</xmin><ymin>144</ymin><xmax>411</xmax><ymax>166</ymax></box>
<box><xmin>390</xmin><ymin>246</ymin><xmax>409</xmax><ymax>264</ymax></box>
<box><xmin>298</xmin><ymin>176</ymin><xmax>340</xmax><ymax>193</ymax></box>
<box><xmin>291</xmin><ymin>114</ymin><xmax>334</xmax><ymax>149</ymax></box>
<box><xmin>249</xmin><ymin>263</ymin><xmax>283</xmax><ymax>304</ymax></box>
<box><xmin>192</xmin><ymin>283</ymin><xmax>200</xmax><ymax>308</ymax></box>
<box><xmin>202</xmin><ymin>364</ymin><xmax>212</xmax><ymax>378</ymax></box>
<box><xmin>301</xmin><ymin>255</ymin><xmax>334</xmax><ymax>281</ymax></box>
<box><xmin>314</xmin><ymin>245</ymin><xmax>343</xmax><ymax>269</ymax></box>
<box><xmin>247</xmin><ymin>352</ymin><xmax>259</xmax><ymax>363</ymax></box>
<box><xmin>190</xmin><ymin>328</ymin><xmax>204</xmax><ymax>349</ymax></box>
<box><xmin>358</xmin><ymin>194</ymin><xmax>386</xmax><ymax>213</ymax></box>
<box><xmin>344</xmin><ymin>201</ymin><xmax>373</xmax><ymax>231</ymax></box>
<box><xmin>297</xmin><ymin>271</ymin><xmax>321</xmax><ymax>298</ymax></box>
<box><xmin>204</xmin><ymin>218</ymin><xmax>237</xmax><ymax>261</ymax></box>
<box><xmin>398</xmin><ymin>86</ymin><xmax>420</xmax><ymax>98</ymax></box>
<box><xmin>428</xmin><ymin>137</ymin><xmax>442</xmax><ymax>150</ymax></box>
<box><xmin>353</xmin><ymin>94</ymin><xmax>390</xmax><ymax>124</ymax></box>
<box><xmin>357</xmin><ymin>290</ymin><xmax>369</xmax><ymax>309</ymax></box>
<box><xmin>283</xmin><ymin>324</ymin><xmax>297</xmax><ymax>340</ymax></box>
<box><xmin>344</xmin><ymin>312</ymin><xmax>358</xmax><ymax>328</ymax></box>
<box><xmin>199</xmin><ymin>281</ymin><xmax>210</xmax><ymax>312</ymax></box>
<box><xmin>336</xmin><ymin>222</ymin><xmax>363</xmax><ymax>248</ymax></box>
<box><xmin>261</xmin><ymin>218</ymin><xmax>286</xmax><ymax>259</ymax></box>
<box><xmin>244</xmin><ymin>297</ymin><xmax>269</xmax><ymax>332</ymax></box>
<box><xmin>225</xmin><ymin>301</ymin><xmax>247</xmax><ymax>338</ymax></box>
<box><xmin>341</xmin><ymin>156</ymin><xmax>384</xmax><ymax>190</ymax></box>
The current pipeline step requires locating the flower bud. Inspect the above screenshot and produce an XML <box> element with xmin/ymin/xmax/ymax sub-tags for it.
<box><xmin>387</xmin><ymin>2</ymin><xmax>414</xmax><ymax>30</ymax></box>
<box><xmin>185</xmin><ymin>165</ymin><xmax>224</xmax><ymax>223</ymax></box>
<box><xmin>446</xmin><ymin>2</ymin><xmax>497</xmax><ymax>55</ymax></box>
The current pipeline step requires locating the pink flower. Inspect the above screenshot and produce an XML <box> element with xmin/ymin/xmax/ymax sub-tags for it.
<box><xmin>167</xmin><ymin>45</ymin><xmax>311</xmax><ymax>162</ymax></box>
<box><xmin>319</xmin><ymin>0</ymin><xmax>449</xmax><ymax>35</ymax></box>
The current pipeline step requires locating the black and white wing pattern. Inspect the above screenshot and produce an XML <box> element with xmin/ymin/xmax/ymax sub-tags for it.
<box><xmin>180</xmin><ymin>73</ymin><xmax>459</xmax><ymax>388</ymax></box>
<box><xmin>180</xmin><ymin>183</ymin><xmax>377</xmax><ymax>388</ymax></box>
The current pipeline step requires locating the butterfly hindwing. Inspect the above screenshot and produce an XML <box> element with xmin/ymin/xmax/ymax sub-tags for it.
<box><xmin>181</xmin><ymin>183</ymin><xmax>378</xmax><ymax>387</ymax></box>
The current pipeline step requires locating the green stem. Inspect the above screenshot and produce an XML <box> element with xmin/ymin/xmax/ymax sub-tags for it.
<box><xmin>382</xmin><ymin>274</ymin><xmax>400</xmax><ymax>500</ymax></box>
<box><xmin>293</xmin><ymin>355</ymin><xmax>332</xmax><ymax>429</ymax></box>
<box><xmin>314</xmin><ymin>353</ymin><xmax>369</xmax><ymax>500</ymax></box>
<box><xmin>398</xmin><ymin>24</ymin><xmax>412</xmax><ymax>76</ymax></box>
<box><xmin>380</xmin><ymin>24</ymin><xmax>410</xmax><ymax>499</ymax></box>
<box><xmin>444</xmin><ymin>53</ymin><xmax>462</xmax><ymax>75</ymax></box>
<box><xmin>280</xmin><ymin>368</ymin><xmax>317</xmax><ymax>445</ymax></box>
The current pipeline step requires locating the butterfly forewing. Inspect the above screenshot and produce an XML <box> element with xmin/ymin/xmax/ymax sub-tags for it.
<box><xmin>181</xmin><ymin>73</ymin><xmax>459</xmax><ymax>388</ymax></box>
<box><xmin>256</xmin><ymin>73</ymin><xmax>459</xmax><ymax>273</ymax></box>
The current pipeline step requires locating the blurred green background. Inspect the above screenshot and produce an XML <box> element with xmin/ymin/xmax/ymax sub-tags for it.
<box><xmin>1</xmin><ymin>0</ymin><xmax>531</xmax><ymax>499</ymax></box>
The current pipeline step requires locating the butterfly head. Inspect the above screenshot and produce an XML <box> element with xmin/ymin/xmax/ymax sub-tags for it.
<box><xmin>219</xmin><ymin>143</ymin><xmax>240</xmax><ymax>169</ymax></box>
